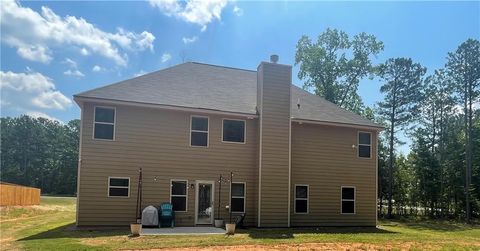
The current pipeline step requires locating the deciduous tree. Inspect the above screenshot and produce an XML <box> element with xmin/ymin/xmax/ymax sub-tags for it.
<box><xmin>295</xmin><ymin>28</ymin><xmax>384</xmax><ymax>114</ymax></box>
<box><xmin>0</xmin><ymin>116</ymin><xmax>79</xmax><ymax>195</ymax></box>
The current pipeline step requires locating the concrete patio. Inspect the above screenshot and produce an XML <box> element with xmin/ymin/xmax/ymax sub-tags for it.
<box><xmin>141</xmin><ymin>227</ymin><xmax>226</xmax><ymax>235</ymax></box>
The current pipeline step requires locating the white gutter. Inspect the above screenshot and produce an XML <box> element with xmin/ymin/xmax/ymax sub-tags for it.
<box><xmin>74</xmin><ymin>96</ymin><xmax>259</xmax><ymax>119</ymax></box>
<box><xmin>291</xmin><ymin>118</ymin><xmax>384</xmax><ymax>131</ymax></box>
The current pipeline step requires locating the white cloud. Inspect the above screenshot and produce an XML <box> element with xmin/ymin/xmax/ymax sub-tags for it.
<box><xmin>111</xmin><ymin>28</ymin><xmax>156</xmax><ymax>52</ymax></box>
<box><xmin>149</xmin><ymin>0</ymin><xmax>228</xmax><ymax>31</ymax></box>
<box><xmin>0</xmin><ymin>0</ymin><xmax>155</xmax><ymax>66</ymax></box>
<box><xmin>62</xmin><ymin>58</ymin><xmax>84</xmax><ymax>77</ymax></box>
<box><xmin>80</xmin><ymin>48</ymin><xmax>90</xmax><ymax>56</ymax></box>
<box><xmin>0</xmin><ymin>71</ymin><xmax>72</xmax><ymax>112</ymax></box>
<box><xmin>63</xmin><ymin>69</ymin><xmax>85</xmax><ymax>77</ymax></box>
<box><xmin>136</xmin><ymin>31</ymin><xmax>156</xmax><ymax>52</ymax></box>
<box><xmin>134</xmin><ymin>70</ymin><xmax>147</xmax><ymax>77</ymax></box>
<box><xmin>233</xmin><ymin>6</ymin><xmax>243</xmax><ymax>16</ymax></box>
<box><xmin>161</xmin><ymin>53</ymin><xmax>172</xmax><ymax>63</ymax></box>
<box><xmin>92</xmin><ymin>65</ymin><xmax>105</xmax><ymax>72</ymax></box>
<box><xmin>62</xmin><ymin>58</ymin><xmax>77</xmax><ymax>68</ymax></box>
<box><xmin>182</xmin><ymin>36</ymin><xmax>198</xmax><ymax>44</ymax></box>
<box><xmin>32</xmin><ymin>91</ymin><xmax>72</xmax><ymax>109</ymax></box>
<box><xmin>149</xmin><ymin>0</ymin><xmax>183</xmax><ymax>16</ymax></box>
<box><xmin>26</xmin><ymin>111</ymin><xmax>61</xmax><ymax>122</ymax></box>
<box><xmin>17</xmin><ymin>45</ymin><xmax>52</xmax><ymax>63</ymax></box>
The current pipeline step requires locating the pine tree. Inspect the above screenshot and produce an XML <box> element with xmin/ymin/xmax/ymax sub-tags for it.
<box><xmin>377</xmin><ymin>58</ymin><xmax>426</xmax><ymax>218</ymax></box>
<box><xmin>446</xmin><ymin>39</ymin><xmax>480</xmax><ymax>222</ymax></box>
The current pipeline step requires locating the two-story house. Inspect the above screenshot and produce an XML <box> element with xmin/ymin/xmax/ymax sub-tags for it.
<box><xmin>74</xmin><ymin>56</ymin><xmax>382</xmax><ymax>227</ymax></box>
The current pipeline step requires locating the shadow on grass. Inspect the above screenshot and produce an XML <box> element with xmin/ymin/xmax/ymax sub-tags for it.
<box><xmin>393</xmin><ymin>220</ymin><xmax>479</xmax><ymax>232</ymax></box>
<box><xmin>244</xmin><ymin>226</ymin><xmax>395</xmax><ymax>239</ymax></box>
<box><xmin>18</xmin><ymin>223</ymin><xmax>129</xmax><ymax>241</ymax></box>
<box><xmin>21</xmin><ymin>220</ymin><xmax>468</xmax><ymax>242</ymax></box>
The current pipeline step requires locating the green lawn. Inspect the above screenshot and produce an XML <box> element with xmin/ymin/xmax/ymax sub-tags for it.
<box><xmin>1</xmin><ymin>196</ymin><xmax>479</xmax><ymax>250</ymax></box>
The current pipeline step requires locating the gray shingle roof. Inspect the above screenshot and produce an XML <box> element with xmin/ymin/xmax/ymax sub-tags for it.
<box><xmin>75</xmin><ymin>62</ymin><xmax>382</xmax><ymax>128</ymax></box>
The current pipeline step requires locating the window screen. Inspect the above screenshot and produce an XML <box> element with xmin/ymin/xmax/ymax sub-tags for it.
<box><xmin>295</xmin><ymin>185</ymin><xmax>308</xmax><ymax>213</ymax></box>
<box><xmin>230</xmin><ymin>183</ymin><xmax>245</xmax><ymax>213</ymax></box>
<box><xmin>358</xmin><ymin>132</ymin><xmax>371</xmax><ymax>158</ymax></box>
<box><xmin>341</xmin><ymin>187</ymin><xmax>355</xmax><ymax>214</ymax></box>
<box><xmin>223</xmin><ymin>120</ymin><xmax>245</xmax><ymax>143</ymax></box>
<box><xmin>94</xmin><ymin>107</ymin><xmax>115</xmax><ymax>140</ymax></box>
<box><xmin>171</xmin><ymin>180</ymin><xmax>187</xmax><ymax>211</ymax></box>
<box><xmin>191</xmin><ymin>117</ymin><xmax>208</xmax><ymax>147</ymax></box>
<box><xmin>108</xmin><ymin>177</ymin><xmax>129</xmax><ymax>197</ymax></box>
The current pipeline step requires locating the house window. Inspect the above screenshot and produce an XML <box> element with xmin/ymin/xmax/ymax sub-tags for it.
<box><xmin>230</xmin><ymin>182</ymin><xmax>245</xmax><ymax>213</ymax></box>
<box><xmin>190</xmin><ymin>116</ymin><xmax>208</xmax><ymax>147</ymax></box>
<box><xmin>94</xmin><ymin>107</ymin><xmax>115</xmax><ymax>140</ymax></box>
<box><xmin>108</xmin><ymin>177</ymin><xmax>129</xmax><ymax>197</ymax></box>
<box><xmin>295</xmin><ymin>185</ymin><xmax>309</xmax><ymax>214</ymax></box>
<box><xmin>171</xmin><ymin>180</ymin><xmax>188</xmax><ymax>212</ymax></box>
<box><xmin>358</xmin><ymin>132</ymin><xmax>371</xmax><ymax>158</ymax></box>
<box><xmin>222</xmin><ymin>119</ymin><xmax>245</xmax><ymax>143</ymax></box>
<box><xmin>341</xmin><ymin>186</ymin><xmax>355</xmax><ymax>214</ymax></box>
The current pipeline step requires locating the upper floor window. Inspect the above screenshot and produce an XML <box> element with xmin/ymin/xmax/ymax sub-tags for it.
<box><xmin>190</xmin><ymin>116</ymin><xmax>208</xmax><ymax>147</ymax></box>
<box><xmin>222</xmin><ymin>119</ymin><xmax>246</xmax><ymax>143</ymax></box>
<box><xmin>94</xmin><ymin>107</ymin><xmax>115</xmax><ymax>140</ymax></box>
<box><xmin>108</xmin><ymin>177</ymin><xmax>129</xmax><ymax>197</ymax></box>
<box><xmin>341</xmin><ymin>186</ymin><xmax>355</xmax><ymax>214</ymax></box>
<box><xmin>230</xmin><ymin>182</ymin><xmax>246</xmax><ymax>213</ymax></box>
<box><xmin>358</xmin><ymin>132</ymin><xmax>371</xmax><ymax>158</ymax></box>
<box><xmin>295</xmin><ymin>185</ymin><xmax>309</xmax><ymax>214</ymax></box>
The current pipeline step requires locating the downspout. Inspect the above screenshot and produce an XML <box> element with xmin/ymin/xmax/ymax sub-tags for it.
<box><xmin>288</xmin><ymin>117</ymin><xmax>292</xmax><ymax>227</ymax></box>
<box><xmin>375</xmin><ymin>131</ymin><xmax>379</xmax><ymax>226</ymax></box>
<box><xmin>75</xmin><ymin>103</ymin><xmax>84</xmax><ymax>226</ymax></box>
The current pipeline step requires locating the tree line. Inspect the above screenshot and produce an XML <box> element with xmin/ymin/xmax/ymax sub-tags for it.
<box><xmin>296</xmin><ymin>29</ymin><xmax>479</xmax><ymax>221</ymax></box>
<box><xmin>0</xmin><ymin>116</ymin><xmax>79</xmax><ymax>195</ymax></box>
<box><xmin>0</xmin><ymin>29</ymin><xmax>478</xmax><ymax>222</ymax></box>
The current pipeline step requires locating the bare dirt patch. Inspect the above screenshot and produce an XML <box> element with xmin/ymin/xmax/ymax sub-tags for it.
<box><xmin>125</xmin><ymin>241</ymin><xmax>466</xmax><ymax>251</ymax></box>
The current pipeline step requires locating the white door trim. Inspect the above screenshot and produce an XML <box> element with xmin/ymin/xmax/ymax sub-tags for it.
<box><xmin>194</xmin><ymin>180</ymin><xmax>215</xmax><ymax>225</ymax></box>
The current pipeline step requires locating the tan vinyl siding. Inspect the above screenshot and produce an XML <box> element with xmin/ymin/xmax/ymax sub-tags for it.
<box><xmin>290</xmin><ymin>123</ymin><xmax>377</xmax><ymax>226</ymax></box>
<box><xmin>257</xmin><ymin>62</ymin><xmax>291</xmax><ymax>227</ymax></box>
<box><xmin>77</xmin><ymin>103</ymin><xmax>258</xmax><ymax>226</ymax></box>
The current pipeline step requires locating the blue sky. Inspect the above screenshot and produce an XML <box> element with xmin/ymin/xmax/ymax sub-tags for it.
<box><xmin>1</xmin><ymin>0</ymin><xmax>479</xmax><ymax>153</ymax></box>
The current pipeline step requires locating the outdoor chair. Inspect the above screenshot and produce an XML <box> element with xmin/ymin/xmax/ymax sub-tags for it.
<box><xmin>159</xmin><ymin>203</ymin><xmax>175</xmax><ymax>228</ymax></box>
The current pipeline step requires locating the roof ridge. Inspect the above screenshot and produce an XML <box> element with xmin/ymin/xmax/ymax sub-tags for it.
<box><xmin>189</xmin><ymin>61</ymin><xmax>256</xmax><ymax>73</ymax></box>
<box><xmin>292</xmin><ymin>85</ymin><xmax>375</xmax><ymax>123</ymax></box>
<box><xmin>75</xmin><ymin>62</ymin><xmax>256</xmax><ymax>98</ymax></box>
<box><xmin>74</xmin><ymin>63</ymin><xmax>188</xmax><ymax>97</ymax></box>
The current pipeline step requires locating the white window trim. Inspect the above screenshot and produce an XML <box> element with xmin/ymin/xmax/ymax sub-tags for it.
<box><xmin>170</xmin><ymin>179</ymin><xmax>188</xmax><ymax>212</ymax></box>
<box><xmin>221</xmin><ymin>118</ymin><xmax>246</xmax><ymax>144</ymax></box>
<box><xmin>229</xmin><ymin>182</ymin><xmax>246</xmax><ymax>213</ymax></box>
<box><xmin>357</xmin><ymin>131</ymin><xmax>372</xmax><ymax>159</ymax></box>
<box><xmin>341</xmin><ymin>186</ymin><xmax>356</xmax><ymax>215</ymax></box>
<box><xmin>93</xmin><ymin>106</ymin><xmax>116</xmax><ymax>141</ymax></box>
<box><xmin>189</xmin><ymin>115</ymin><xmax>209</xmax><ymax>148</ymax></box>
<box><xmin>107</xmin><ymin>177</ymin><xmax>130</xmax><ymax>198</ymax></box>
<box><xmin>294</xmin><ymin>184</ymin><xmax>309</xmax><ymax>214</ymax></box>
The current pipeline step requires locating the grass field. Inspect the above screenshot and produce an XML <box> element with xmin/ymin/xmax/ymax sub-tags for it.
<box><xmin>0</xmin><ymin>196</ymin><xmax>479</xmax><ymax>250</ymax></box>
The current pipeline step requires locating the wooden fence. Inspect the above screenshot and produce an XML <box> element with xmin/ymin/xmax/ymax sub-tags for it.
<box><xmin>0</xmin><ymin>182</ymin><xmax>41</xmax><ymax>206</ymax></box>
